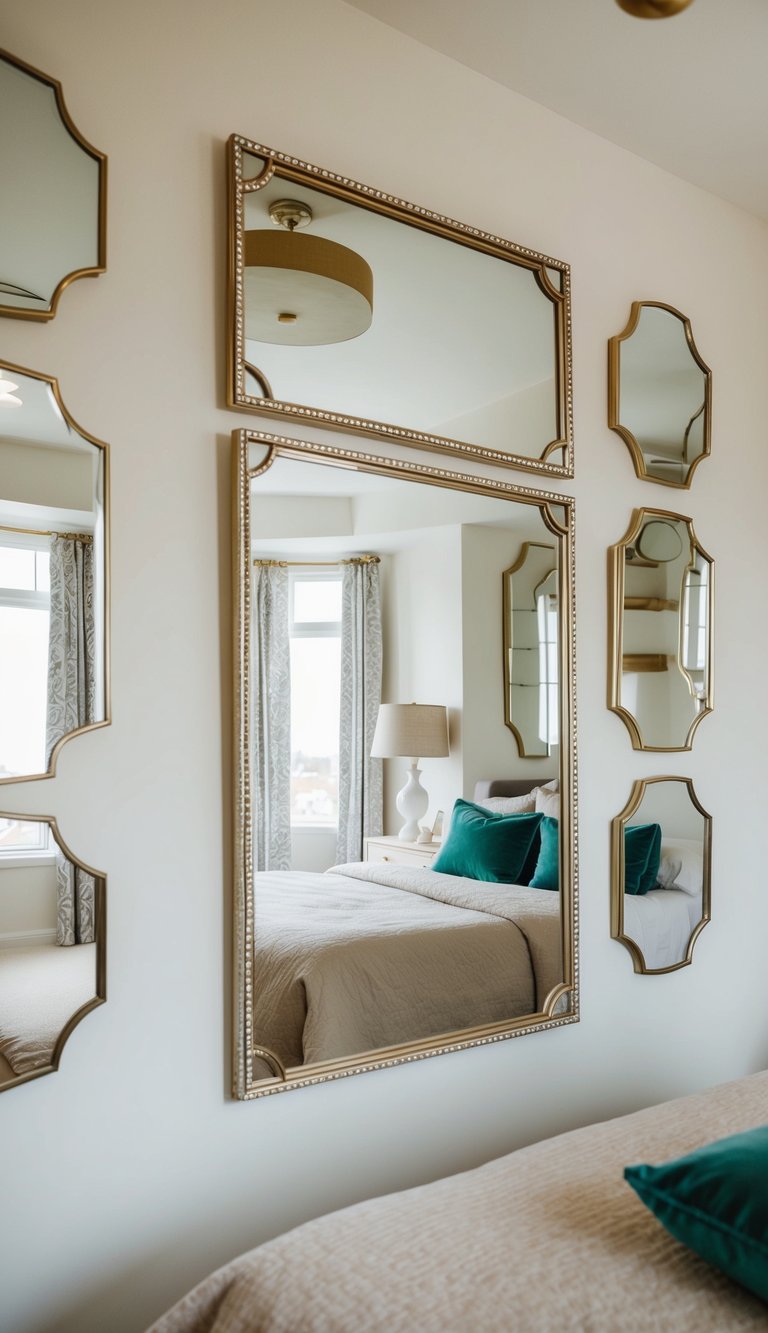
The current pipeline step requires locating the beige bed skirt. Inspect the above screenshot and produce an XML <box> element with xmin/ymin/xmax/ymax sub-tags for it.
<box><xmin>149</xmin><ymin>1071</ymin><xmax>768</xmax><ymax>1331</ymax></box>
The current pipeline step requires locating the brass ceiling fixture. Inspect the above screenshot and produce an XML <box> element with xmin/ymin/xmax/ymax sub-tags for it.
<box><xmin>615</xmin><ymin>0</ymin><xmax>694</xmax><ymax>15</ymax></box>
<box><xmin>243</xmin><ymin>199</ymin><xmax>374</xmax><ymax>347</ymax></box>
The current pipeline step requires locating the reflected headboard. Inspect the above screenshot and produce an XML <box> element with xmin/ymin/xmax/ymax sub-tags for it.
<box><xmin>474</xmin><ymin>778</ymin><xmax>557</xmax><ymax>800</ymax></box>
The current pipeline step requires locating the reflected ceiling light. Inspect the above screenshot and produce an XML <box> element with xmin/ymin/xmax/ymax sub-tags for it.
<box><xmin>244</xmin><ymin>199</ymin><xmax>373</xmax><ymax>347</ymax></box>
<box><xmin>0</xmin><ymin>377</ymin><xmax>22</xmax><ymax>408</ymax></box>
<box><xmin>615</xmin><ymin>0</ymin><xmax>694</xmax><ymax>15</ymax></box>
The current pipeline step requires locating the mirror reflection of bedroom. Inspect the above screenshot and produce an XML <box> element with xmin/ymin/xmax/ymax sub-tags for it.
<box><xmin>243</xmin><ymin>445</ymin><xmax>573</xmax><ymax>1084</ymax></box>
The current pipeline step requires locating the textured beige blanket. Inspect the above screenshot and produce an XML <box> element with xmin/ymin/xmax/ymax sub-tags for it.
<box><xmin>252</xmin><ymin>866</ymin><xmax>561</xmax><ymax>1069</ymax></box>
<box><xmin>150</xmin><ymin>1071</ymin><xmax>768</xmax><ymax>1332</ymax></box>
<box><xmin>0</xmin><ymin>943</ymin><xmax>96</xmax><ymax>1074</ymax></box>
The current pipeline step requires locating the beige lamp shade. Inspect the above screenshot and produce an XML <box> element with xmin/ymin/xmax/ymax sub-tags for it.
<box><xmin>371</xmin><ymin>704</ymin><xmax>449</xmax><ymax>759</ymax></box>
<box><xmin>244</xmin><ymin>230</ymin><xmax>373</xmax><ymax>347</ymax></box>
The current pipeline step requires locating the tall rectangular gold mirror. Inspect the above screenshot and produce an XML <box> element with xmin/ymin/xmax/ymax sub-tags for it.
<box><xmin>228</xmin><ymin>137</ymin><xmax>573</xmax><ymax>479</ymax></box>
<box><xmin>233</xmin><ymin>431</ymin><xmax>577</xmax><ymax>1099</ymax></box>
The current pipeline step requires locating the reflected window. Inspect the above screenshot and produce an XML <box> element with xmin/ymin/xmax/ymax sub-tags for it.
<box><xmin>0</xmin><ymin>538</ymin><xmax>50</xmax><ymax>779</ymax></box>
<box><xmin>289</xmin><ymin>573</ymin><xmax>342</xmax><ymax>827</ymax></box>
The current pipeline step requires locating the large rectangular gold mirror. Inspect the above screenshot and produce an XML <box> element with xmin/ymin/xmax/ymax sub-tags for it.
<box><xmin>233</xmin><ymin>431</ymin><xmax>577</xmax><ymax>1098</ymax></box>
<box><xmin>228</xmin><ymin>137</ymin><xmax>573</xmax><ymax>479</ymax></box>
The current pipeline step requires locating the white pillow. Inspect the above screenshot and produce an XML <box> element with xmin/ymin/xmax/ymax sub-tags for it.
<box><xmin>477</xmin><ymin>793</ymin><xmax>536</xmax><ymax>815</ymax></box>
<box><xmin>657</xmin><ymin>838</ymin><xmax>704</xmax><ymax>896</ymax></box>
<box><xmin>540</xmin><ymin>778</ymin><xmax>559</xmax><ymax>793</ymax></box>
<box><xmin>534</xmin><ymin>787</ymin><xmax>560</xmax><ymax>818</ymax></box>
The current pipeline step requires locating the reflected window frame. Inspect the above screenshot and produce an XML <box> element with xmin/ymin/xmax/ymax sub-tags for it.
<box><xmin>227</xmin><ymin>135</ymin><xmax>574</xmax><ymax>480</ymax></box>
<box><xmin>0</xmin><ymin>361</ymin><xmax>111</xmax><ymax>785</ymax></box>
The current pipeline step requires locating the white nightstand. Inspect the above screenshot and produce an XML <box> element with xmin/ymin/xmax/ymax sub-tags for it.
<box><xmin>363</xmin><ymin>835</ymin><xmax>442</xmax><ymax>869</ymax></box>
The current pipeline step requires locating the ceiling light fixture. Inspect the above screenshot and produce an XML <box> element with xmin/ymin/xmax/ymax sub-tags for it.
<box><xmin>615</xmin><ymin>0</ymin><xmax>694</xmax><ymax>16</ymax></box>
<box><xmin>0</xmin><ymin>377</ymin><xmax>23</xmax><ymax>408</ymax></box>
<box><xmin>243</xmin><ymin>199</ymin><xmax>374</xmax><ymax>347</ymax></box>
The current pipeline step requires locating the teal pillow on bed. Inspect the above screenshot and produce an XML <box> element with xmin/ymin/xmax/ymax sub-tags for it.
<box><xmin>528</xmin><ymin>815</ymin><xmax>559</xmax><ymax>891</ymax></box>
<box><xmin>432</xmin><ymin>800</ymin><xmax>542</xmax><ymax>884</ymax></box>
<box><xmin>625</xmin><ymin>1125</ymin><xmax>768</xmax><ymax>1304</ymax></box>
<box><xmin>625</xmin><ymin>823</ymin><xmax>662</xmax><ymax>896</ymax></box>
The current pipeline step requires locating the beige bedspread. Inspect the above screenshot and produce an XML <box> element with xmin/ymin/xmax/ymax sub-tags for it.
<box><xmin>150</xmin><ymin>1071</ymin><xmax>768</xmax><ymax>1332</ymax></box>
<box><xmin>253</xmin><ymin>865</ymin><xmax>561</xmax><ymax>1069</ymax></box>
<box><xmin>0</xmin><ymin>943</ymin><xmax>96</xmax><ymax>1075</ymax></box>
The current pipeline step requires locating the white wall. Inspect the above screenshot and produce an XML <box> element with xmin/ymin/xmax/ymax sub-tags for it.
<box><xmin>0</xmin><ymin>861</ymin><xmax>57</xmax><ymax>941</ymax></box>
<box><xmin>1</xmin><ymin>2</ymin><xmax>768</xmax><ymax>1330</ymax></box>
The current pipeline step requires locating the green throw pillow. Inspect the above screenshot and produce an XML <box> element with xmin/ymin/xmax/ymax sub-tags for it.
<box><xmin>624</xmin><ymin>823</ymin><xmax>662</xmax><ymax>896</ymax></box>
<box><xmin>625</xmin><ymin>1125</ymin><xmax>768</xmax><ymax>1304</ymax></box>
<box><xmin>432</xmin><ymin>800</ymin><xmax>542</xmax><ymax>884</ymax></box>
<box><xmin>528</xmin><ymin>815</ymin><xmax>559</xmax><ymax>891</ymax></box>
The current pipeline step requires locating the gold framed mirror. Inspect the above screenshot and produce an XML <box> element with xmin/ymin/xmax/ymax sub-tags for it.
<box><xmin>502</xmin><ymin>542</ymin><xmax>558</xmax><ymax>757</ymax></box>
<box><xmin>228</xmin><ymin>136</ymin><xmax>573</xmax><ymax>479</ymax></box>
<box><xmin>233</xmin><ymin>430</ymin><xmax>577</xmax><ymax>1099</ymax></box>
<box><xmin>0</xmin><ymin>48</ymin><xmax>107</xmax><ymax>320</ymax></box>
<box><xmin>608</xmin><ymin>302</ymin><xmax>710</xmax><ymax>488</ymax></box>
<box><xmin>608</xmin><ymin>508</ymin><xmax>713</xmax><ymax>751</ymax></box>
<box><xmin>0</xmin><ymin>361</ymin><xmax>110</xmax><ymax>784</ymax></box>
<box><xmin>611</xmin><ymin>776</ymin><xmax>711</xmax><ymax>974</ymax></box>
<box><xmin>0</xmin><ymin>813</ymin><xmax>106</xmax><ymax>1092</ymax></box>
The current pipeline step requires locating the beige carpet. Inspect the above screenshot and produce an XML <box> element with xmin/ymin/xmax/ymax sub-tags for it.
<box><xmin>0</xmin><ymin>943</ymin><xmax>96</xmax><ymax>1075</ymax></box>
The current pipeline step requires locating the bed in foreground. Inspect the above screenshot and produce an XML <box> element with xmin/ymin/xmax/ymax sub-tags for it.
<box><xmin>150</xmin><ymin>1071</ymin><xmax>768</xmax><ymax>1331</ymax></box>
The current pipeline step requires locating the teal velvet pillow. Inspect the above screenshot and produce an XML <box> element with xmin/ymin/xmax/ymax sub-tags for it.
<box><xmin>625</xmin><ymin>1125</ymin><xmax>768</xmax><ymax>1304</ymax></box>
<box><xmin>624</xmin><ymin>823</ymin><xmax>662</xmax><ymax>896</ymax></box>
<box><xmin>528</xmin><ymin>815</ymin><xmax>559</xmax><ymax>891</ymax></box>
<box><xmin>431</xmin><ymin>800</ymin><xmax>542</xmax><ymax>884</ymax></box>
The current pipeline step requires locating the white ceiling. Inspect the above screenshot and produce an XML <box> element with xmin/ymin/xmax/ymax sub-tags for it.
<box><xmin>344</xmin><ymin>0</ymin><xmax>768</xmax><ymax>222</ymax></box>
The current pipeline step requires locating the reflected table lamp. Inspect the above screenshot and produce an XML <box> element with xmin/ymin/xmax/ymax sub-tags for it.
<box><xmin>371</xmin><ymin>703</ymin><xmax>449</xmax><ymax>841</ymax></box>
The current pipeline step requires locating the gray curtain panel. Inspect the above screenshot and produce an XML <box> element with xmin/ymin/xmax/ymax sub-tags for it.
<box><xmin>253</xmin><ymin>563</ymin><xmax>292</xmax><ymax>872</ymax></box>
<box><xmin>336</xmin><ymin>559</ymin><xmax>383</xmax><ymax>863</ymax></box>
<box><xmin>45</xmin><ymin>535</ymin><xmax>96</xmax><ymax>765</ymax></box>
<box><xmin>56</xmin><ymin>852</ymin><xmax>96</xmax><ymax>946</ymax></box>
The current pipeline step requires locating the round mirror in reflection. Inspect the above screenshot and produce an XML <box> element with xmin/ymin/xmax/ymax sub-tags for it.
<box><xmin>609</xmin><ymin>508</ymin><xmax>713</xmax><ymax>751</ymax></box>
<box><xmin>611</xmin><ymin>777</ymin><xmax>711</xmax><ymax>974</ymax></box>
<box><xmin>608</xmin><ymin>302</ymin><xmax>710</xmax><ymax>488</ymax></box>
<box><xmin>0</xmin><ymin>49</ymin><xmax>106</xmax><ymax>320</ymax></box>
<box><xmin>0</xmin><ymin>363</ymin><xmax>110</xmax><ymax>782</ymax></box>
<box><xmin>0</xmin><ymin>814</ymin><xmax>105</xmax><ymax>1091</ymax></box>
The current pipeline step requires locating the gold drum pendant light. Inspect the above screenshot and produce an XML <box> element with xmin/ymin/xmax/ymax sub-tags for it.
<box><xmin>244</xmin><ymin>199</ymin><xmax>374</xmax><ymax>346</ymax></box>
<box><xmin>615</xmin><ymin>0</ymin><xmax>694</xmax><ymax>16</ymax></box>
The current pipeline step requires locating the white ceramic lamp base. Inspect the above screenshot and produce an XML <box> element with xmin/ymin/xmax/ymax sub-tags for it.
<box><xmin>396</xmin><ymin>761</ymin><xmax>429</xmax><ymax>841</ymax></box>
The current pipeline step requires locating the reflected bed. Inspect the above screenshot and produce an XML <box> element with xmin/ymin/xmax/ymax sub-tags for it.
<box><xmin>253</xmin><ymin>862</ymin><xmax>561</xmax><ymax>1073</ymax></box>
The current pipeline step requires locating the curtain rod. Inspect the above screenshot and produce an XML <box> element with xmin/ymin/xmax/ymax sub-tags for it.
<box><xmin>0</xmin><ymin>522</ymin><xmax>93</xmax><ymax>544</ymax></box>
<box><xmin>253</xmin><ymin>555</ymin><xmax>380</xmax><ymax>567</ymax></box>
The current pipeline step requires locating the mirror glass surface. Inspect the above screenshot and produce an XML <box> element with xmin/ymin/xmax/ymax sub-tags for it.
<box><xmin>0</xmin><ymin>50</ymin><xmax>105</xmax><ymax>318</ymax></box>
<box><xmin>0</xmin><ymin>815</ymin><xmax>104</xmax><ymax>1090</ymax></box>
<box><xmin>611</xmin><ymin>778</ymin><xmax>710</xmax><ymax>974</ymax></box>
<box><xmin>503</xmin><ymin>542</ymin><xmax>559</xmax><ymax>757</ymax></box>
<box><xmin>230</xmin><ymin>140</ymin><xmax>572</xmax><ymax>476</ymax></box>
<box><xmin>610</xmin><ymin>510</ymin><xmax>713</xmax><ymax>751</ymax></box>
<box><xmin>235</xmin><ymin>437</ymin><xmax>576</xmax><ymax>1097</ymax></box>
<box><xmin>609</xmin><ymin>302</ymin><xmax>710</xmax><ymax>487</ymax></box>
<box><xmin>0</xmin><ymin>364</ymin><xmax>108</xmax><ymax>781</ymax></box>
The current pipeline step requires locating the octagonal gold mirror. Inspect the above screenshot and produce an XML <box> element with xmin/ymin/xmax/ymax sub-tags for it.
<box><xmin>609</xmin><ymin>509</ymin><xmax>713</xmax><ymax>751</ymax></box>
<box><xmin>608</xmin><ymin>302</ymin><xmax>710</xmax><ymax>487</ymax></box>
<box><xmin>611</xmin><ymin>776</ymin><xmax>711</xmax><ymax>975</ymax></box>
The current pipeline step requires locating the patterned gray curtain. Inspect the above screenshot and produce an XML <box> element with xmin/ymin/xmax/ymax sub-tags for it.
<box><xmin>45</xmin><ymin>535</ymin><xmax>96</xmax><ymax>765</ymax></box>
<box><xmin>336</xmin><ymin>558</ymin><xmax>383</xmax><ymax>863</ymax></box>
<box><xmin>252</xmin><ymin>563</ymin><xmax>291</xmax><ymax>871</ymax></box>
<box><xmin>56</xmin><ymin>852</ymin><xmax>96</xmax><ymax>946</ymax></box>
